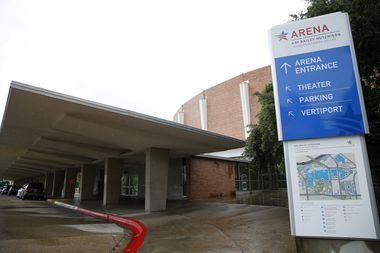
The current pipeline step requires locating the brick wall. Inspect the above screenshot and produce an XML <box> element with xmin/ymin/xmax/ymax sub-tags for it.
<box><xmin>246</xmin><ymin>66</ymin><xmax>272</xmax><ymax>126</ymax></box>
<box><xmin>188</xmin><ymin>157</ymin><xmax>236</xmax><ymax>199</ymax></box>
<box><xmin>173</xmin><ymin>66</ymin><xmax>272</xmax><ymax>140</ymax></box>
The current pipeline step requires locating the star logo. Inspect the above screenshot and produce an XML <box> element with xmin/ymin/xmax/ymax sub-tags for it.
<box><xmin>275</xmin><ymin>31</ymin><xmax>288</xmax><ymax>41</ymax></box>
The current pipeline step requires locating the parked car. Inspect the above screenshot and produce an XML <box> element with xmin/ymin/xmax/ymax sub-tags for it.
<box><xmin>19</xmin><ymin>182</ymin><xmax>45</xmax><ymax>200</ymax></box>
<box><xmin>17</xmin><ymin>185</ymin><xmax>25</xmax><ymax>198</ymax></box>
<box><xmin>7</xmin><ymin>185</ymin><xmax>21</xmax><ymax>196</ymax></box>
<box><xmin>1</xmin><ymin>185</ymin><xmax>12</xmax><ymax>195</ymax></box>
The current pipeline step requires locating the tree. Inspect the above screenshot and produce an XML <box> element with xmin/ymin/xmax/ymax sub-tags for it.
<box><xmin>244</xmin><ymin>82</ymin><xmax>284</xmax><ymax>184</ymax></box>
<box><xmin>293</xmin><ymin>0</ymin><xmax>380</xmax><ymax>143</ymax></box>
<box><xmin>245</xmin><ymin>0</ymin><xmax>380</xmax><ymax>181</ymax></box>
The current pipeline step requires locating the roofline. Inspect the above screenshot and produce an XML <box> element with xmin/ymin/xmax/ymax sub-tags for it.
<box><xmin>173</xmin><ymin>65</ymin><xmax>271</xmax><ymax>118</ymax></box>
<box><xmin>0</xmin><ymin>86</ymin><xmax>13</xmax><ymax>133</ymax></box>
<box><xmin>9</xmin><ymin>81</ymin><xmax>245</xmax><ymax>146</ymax></box>
<box><xmin>194</xmin><ymin>154</ymin><xmax>251</xmax><ymax>164</ymax></box>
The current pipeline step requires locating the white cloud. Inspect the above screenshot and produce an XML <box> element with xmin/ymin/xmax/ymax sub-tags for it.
<box><xmin>0</xmin><ymin>0</ymin><xmax>307</xmax><ymax>121</ymax></box>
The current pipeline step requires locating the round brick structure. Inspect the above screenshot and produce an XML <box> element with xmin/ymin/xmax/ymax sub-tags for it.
<box><xmin>173</xmin><ymin>66</ymin><xmax>272</xmax><ymax>140</ymax></box>
<box><xmin>174</xmin><ymin>66</ymin><xmax>273</xmax><ymax>200</ymax></box>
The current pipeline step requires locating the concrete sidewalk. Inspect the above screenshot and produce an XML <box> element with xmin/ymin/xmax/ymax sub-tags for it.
<box><xmin>59</xmin><ymin>199</ymin><xmax>296</xmax><ymax>253</ymax></box>
<box><xmin>0</xmin><ymin>195</ymin><xmax>129</xmax><ymax>253</ymax></box>
<box><xmin>137</xmin><ymin>202</ymin><xmax>296</xmax><ymax>253</ymax></box>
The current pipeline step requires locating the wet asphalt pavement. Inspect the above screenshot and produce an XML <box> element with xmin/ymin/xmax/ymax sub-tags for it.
<box><xmin>136</xmin><ymin>201</ymin><xmax>296</xmax><ymax>253</ymax></box>
<box><xmin>0</xmin><ymin>194</ymin><xmax>298</xmax><ymax>253</ymax></box>
<box><xmin>0</xmin><ymin>195</ymin><xmax>129</xmax><ymax>253</ymax></box>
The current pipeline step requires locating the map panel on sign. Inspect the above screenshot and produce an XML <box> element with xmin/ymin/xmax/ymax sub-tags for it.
<box><xmin>297</xmin><ymin>153</ymin><xmax>360</xmax><ymax>201</ymax></box>
<box><xmin>285</xmin><ymin>136</ymin><xmax>378</xmax><ymax>239</ymax></box>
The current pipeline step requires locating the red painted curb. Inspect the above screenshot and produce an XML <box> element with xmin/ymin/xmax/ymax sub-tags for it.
<box><xmin>108</xmin><ymin>214</ymin><xmax>147</xmax><ymax>253</ymax></box>
<box><xmin>54</xmin><ymin>201</ymin><xmax>147</xmax><ymax>253</ymax></box>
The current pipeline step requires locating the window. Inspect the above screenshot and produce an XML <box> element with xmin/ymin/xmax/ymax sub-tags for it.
<box><xmin>121</xmin><ymin>173</ymin><xmax>138</xmax><ymax>197</ymax></box>
<box><xmin>235</xmin><ymin>163</ymin><xmax>260</xmax><ymax>191</ymax></box>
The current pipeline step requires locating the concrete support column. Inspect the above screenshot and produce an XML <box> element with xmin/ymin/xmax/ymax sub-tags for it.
<box><xmin>103</xmin><ymin>159</ymin><xmax>123</xmax><ymax>206</ymax></box>
<box><xmin>39</xmin><ymin>175</ymin><xmax>45</xmax><ymax>183</ymax></box>
<box><xmin>62</xmin><ymin>168</ymin><xmax>79</xmax><ymax>199</ymax></box>
<box><xmin>52</xmin><ymin>170</ymin><xmax>65</xmax><ymax>198</ymax></box>
<box><xmin>44</xmin><ymin>173</ymin><xmax>54</xmax><ymax>198</ymax></box>
<box><xmin>80</xmin><ymin>164</ymin><xmax>97</xmax><ymax>200</ymax></box>
<box><xmin>145</xmin><ymin>148</ymin><xmax>169</xmax><ymax>212</ymax></box>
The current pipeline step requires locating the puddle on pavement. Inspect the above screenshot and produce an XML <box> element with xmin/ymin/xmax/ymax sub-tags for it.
<box><xmin>63</xmin><ymin>223</ymin><xmax>124</xmax><ymax>234</ymax></box>
<box><xmin>198</xmin><ymin>190</ymin><xmax>289</xmax><ymax>208</ymax></box>
<box><xmin>235</xmin><ymin>192</ymin><xmax>288</xmax><ymax>207</ymax></box>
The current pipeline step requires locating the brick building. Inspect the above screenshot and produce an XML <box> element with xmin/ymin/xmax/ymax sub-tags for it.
<box><xmin>174</xmin><ymin>65</ymin><xmax>380</xmax><ymax>201</ymax></box>
<box><xmin>173</xmin><ymin>66</ymin><xmax>280</xmax><ymax>200</ymax></box>
<box><xmin>174</xmin><ymin>65</ymin><xmax>272</xmax><ymax>140</ymax></box>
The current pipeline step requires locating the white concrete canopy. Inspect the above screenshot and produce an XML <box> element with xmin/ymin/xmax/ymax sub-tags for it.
<box><xmin>0</xmin><ymin>81</ymin><xmax>245</xmax><ymax>180</ymax></box>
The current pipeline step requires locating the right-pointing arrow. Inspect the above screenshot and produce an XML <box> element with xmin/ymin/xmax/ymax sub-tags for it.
<box><xmin>288</xmin><ymin>111</ymin><xmax>294</xmax><ymax>116</ymax></box>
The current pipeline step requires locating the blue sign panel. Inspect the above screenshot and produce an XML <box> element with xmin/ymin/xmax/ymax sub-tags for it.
<box><xmin>275</xmin><ymin>45</ymin><xmax>365</xmax><ymax>140</ymax></box>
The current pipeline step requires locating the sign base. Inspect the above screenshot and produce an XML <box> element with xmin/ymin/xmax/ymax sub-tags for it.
<box><xmin>295</xmin><ymin>237</ymin><xmax>380</xmax><ymax>253</ymax></box>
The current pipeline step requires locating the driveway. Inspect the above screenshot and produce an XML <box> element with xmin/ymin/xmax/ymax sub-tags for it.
<box><xmin>0</xmin><ymin>195</ymin><xmax>128</xmax><ymax>253</ymax></box>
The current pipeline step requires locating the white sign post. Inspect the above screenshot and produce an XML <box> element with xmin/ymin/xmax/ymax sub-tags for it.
<box><xmin>269</xmin><ymin>12</ymin><xmax>379</xmax><ymax>239</ymax></box>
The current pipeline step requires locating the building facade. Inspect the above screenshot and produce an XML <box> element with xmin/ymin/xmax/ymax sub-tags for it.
<box><xmin>171</xmin><ymin>66</ymin><xmax>288</xmax><ymax>200</ymax></box>
<box><xmin>174</xmin><ymin>66</ymin><xmax>272</xmax><ymax>140</ymax></box>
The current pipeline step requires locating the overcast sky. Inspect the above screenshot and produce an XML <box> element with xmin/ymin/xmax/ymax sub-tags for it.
<box><xmin>0</xmin><ymin>0</ymin><xmax>307</xmax><ymax>122</ymax></box>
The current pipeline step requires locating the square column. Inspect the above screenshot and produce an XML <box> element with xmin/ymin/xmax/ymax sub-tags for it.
<box><xmin>103</xmin><ymin>158</ymin><xmax>123</xmax><ymax>206</ymax></box>
<box><xmin>52</xmin><ymin>170</ymin><xmax>65</xmax><ymax>198</ymax></box>
<box><xmin>44</xmin><ymin>173</ymin><xmax>54</xmax><ymax>198</ymax></box>
<box><xmin>62</xmin><ymin>168</ymin><xmax>80</xmax><ymax>199</ymax></box>
<box><xmin>145</xmin><ymin>148</ymin><xmax>169</xmax><ymax>212</ymax></box>
<box><xmin>80</xmin><ymin>164</ymin><xmax>97</xmax><ymax>200</ymax></box>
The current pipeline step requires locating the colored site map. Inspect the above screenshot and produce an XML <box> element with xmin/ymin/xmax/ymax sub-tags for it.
<box><xmin>297</xmin><ymin>153</ymin><xmax>360</xmax><ymax>200</ymax></box>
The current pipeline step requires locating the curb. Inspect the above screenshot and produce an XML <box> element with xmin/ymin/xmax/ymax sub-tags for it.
<box><xmin>53</xmin><ymin>201</ymin><xmax>147</xmax><ymax>253</ymax></box>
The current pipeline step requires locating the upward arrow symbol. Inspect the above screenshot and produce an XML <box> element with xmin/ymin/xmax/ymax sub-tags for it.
<box><xmin>280</xmin><ymin>62</ymin><xmax>291</xmax><ymax>74</ymax></box>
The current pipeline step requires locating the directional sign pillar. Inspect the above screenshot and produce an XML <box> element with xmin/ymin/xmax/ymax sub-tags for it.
<box><xmin>269</xmin><ymin>12</ymin><xmax>379</xmax><ymax>252</ymax></box>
